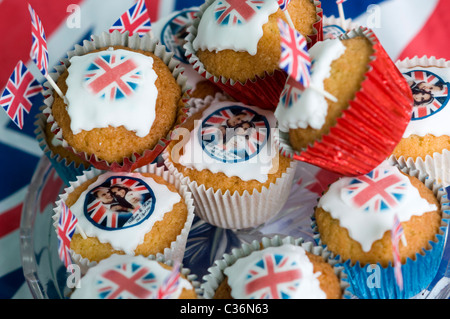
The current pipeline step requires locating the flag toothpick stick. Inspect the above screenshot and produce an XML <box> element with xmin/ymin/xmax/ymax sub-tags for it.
<box><xmin>336</xmin><ymin>0</ymin><xmax>348</xmax><ymax>30</ymax></box>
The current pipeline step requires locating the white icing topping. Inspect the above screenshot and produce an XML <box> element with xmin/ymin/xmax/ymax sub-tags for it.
<box><xmin>399</xmin><ymin>66</ymin><xmax>450</xmax><ymax>138</ymax></box>
<box><xmin>70</xmin><ymin>171</ymin><xmax>181</xmax><ymax>255</ymax></box>
<box><xmin>192</xmin><ymin>0</ymin><xmax>279</xmax><ymax>55</ymax></box>
<box><xmin>70</xmin><ymin>254</ymin><xmax>192</xmax><ymax>299</ymax></box>
<box><xmin>275</xmin><ymin>39</ymin><xmax>346</xmax><ymax>132</ymax></box>
<box><xmin>224</xmin><ymin>245</ymin><xmax>327</xmax><ymax>299</ymax></box>
<box><xmin>175</xmin><ymin>101</ymin><xmax>277</xmax><ymax>183</ymax></box>
<box><xmin>65</xmin><ymin>48</ymin><xmax>158</xmax><ymax>137</ymax></box>
<box><xmin>317</xmin><ymin>162</ymin><xmax>438</xmax><ymax>252</ymax></box>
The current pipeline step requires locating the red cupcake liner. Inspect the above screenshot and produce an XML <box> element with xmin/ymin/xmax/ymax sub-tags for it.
<box><xmin>43</xmin><ymin>31</ymin><xmax>190</xmax><ymax>172</ymax></box>
<box><xmin>184</xmin><ymin>0</ymin><xmax>323</xmax><ymax>111</ymax></box>
<box><xmin>284</xmin><ymin>27</ymin><xmax>413</xmax><ymax>176</ymax></box>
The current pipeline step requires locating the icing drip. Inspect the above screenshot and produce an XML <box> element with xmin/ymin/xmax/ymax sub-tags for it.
<box><xmin>65</xmin><ymin>48</ymin><xmax>158</xmax><ymax>137</ymax></box>
<box><xmin>224</xmin><ymin>245</ymin><xmax>327</xmax><ymax>299</ymax></box>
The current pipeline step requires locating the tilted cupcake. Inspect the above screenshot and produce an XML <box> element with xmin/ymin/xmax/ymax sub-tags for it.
<box><xmin>163</xmin><ymin>97</ymin><xmax>297</xmax><ymax>229</ymax></box>
<box><xmin>390</xmin><ymin>56</ymin><xmax>450</xmax><ymax>186</ymax></box>
<box><xmin>184</xmin><ymin>0</ymin><xmax>323</xmax><ymax>110</ymax></box>
<box><xmin>313</xmin><ymin>161</ymin><xmax>449</xmax><ymax>299</ymax></box>
<box><xmin>202</xmin><ymin>236</ymin><xmax>348</xmax><ymax>299</ymax></box>
<box><xmin>275</xmin><ymin>27</ymin><xmax>413</xmax><ymax>176</ymax></box>
<box><xmin>43</xmin><ymin>31</ymin><xmax>189</xmax><ymax>172</ymax></box>
<box><xmin>53</xmin><ymin>164</ymin><xmax>194</xmax><ymax>273</ymax></box>
<box><xmin>70</xmin><ymin>254</ymin><xmax>200</xmax><ymax>299</ymax></box>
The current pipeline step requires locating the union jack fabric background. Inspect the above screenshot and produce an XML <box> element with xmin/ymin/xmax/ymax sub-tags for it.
<box><xmin>1</xmin><ymin>0</ymin><xmax>450</xmax><ymax>299</ymax></box>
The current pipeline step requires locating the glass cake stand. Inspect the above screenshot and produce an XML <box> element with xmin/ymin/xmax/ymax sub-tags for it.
<box><xmin>20</xmin><ymin>155</ymin><xmax>450</xmax><ymax>299</ymax></box>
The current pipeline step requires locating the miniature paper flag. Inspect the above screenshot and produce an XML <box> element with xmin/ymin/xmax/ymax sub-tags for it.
<box><xmin>154</xmin><ymin>262</ymin><xmax>182</xmax><ymax>299</ymax></box>
<box><xmin>109</xmin><ymin>0</ymin><xmax>152</xmax><ymax>37</ymax></box>
<box><xmin>28</xmin><ymin>3</ymin><xmax>49</xmax><ymax>76</ymax></box>
<box><xmin>0</xmin><ymin>60</ymin><xmax>42</xmax><ymax>129</ymax></box>
<box><xmin>277</xmin><ymin>0</ymin><xmax>291</xmax><ymax>11</ymax></box>
<box><xmin>57</xmin><ymin>201</ymin><xmax>78</xmax><ymax>268</ymax></box>
<box><xmin>391</xmin><ymin>214</ymin><xmax>405</xmax><ymax>291</ymax></box>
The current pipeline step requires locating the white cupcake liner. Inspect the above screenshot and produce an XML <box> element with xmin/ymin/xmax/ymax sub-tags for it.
<box><xmin>312</xmin><ymin>164</ymin><xmax>450</xmax><ymax>299</ymax></box>
<box><xmin>391</xmin><ymin>56</ymin><xmax>450</xmax><ymax>187</ymax></box>
<box><xmin>42</xmin><ymin>30</ymin><xmax>190</xmax><ymax>172</ymax></box>
<box><xmin>201</xmin><ymin>235</ymin><xmax>350</xmax><ymax>299</ymax></box>
<box><xmin>163</xmin><ymin>149</ymin><xmax>298</xmax><ymax>230</ymax></box>
<box><xmin>52</xmin><ymin>163</ymin><xmax>195</xmax><ymax>274</ymax></box>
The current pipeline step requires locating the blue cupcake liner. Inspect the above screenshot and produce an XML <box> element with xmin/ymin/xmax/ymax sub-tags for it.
<box><xmin>311</xmin><ymin>168</ymin><xmax>450</xmax><ymax>299</ymax></box>
<box><xmin>34</xmin><ymin>110</ymin><xmax>91</xmax><ymax>186</ymax></box>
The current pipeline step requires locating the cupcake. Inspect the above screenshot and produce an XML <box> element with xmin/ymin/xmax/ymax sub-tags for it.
<box><xmin>184</xmin><ymin>0</ymin><xmax>323</xmax><ymax>110</ymax></box>
<box><xmin>313</xmin><ymin>161</ymin><xmax>450</xmax><ymax>299</ymax></box>
<box><xmin>70</xmin><ymin>254</ymin><xmax>200</xmax><ymax>299</ymax></box>
<box><xmin>163</xmin><ymin>98</ymin><xmax>297</xmax><ymax>229</ymax></box>
<box><xmin>53</xmin><ymin>164</ymin><xmax>195</xmax><ymax>273</ymax></box>
<box><xmin>43</xmin><ymin>31</ymin><xmax>189</xmax><ymax>172</ymax></box>
<box><xmin>275</xmin><ymin>27</ymin><xmax>413</xmax><ymax>176</ymax></box>
<box><xmin>390</xmin><ymin>56</ymin><xmax>450</xmax><ymax>186</ymax></box>
<box><xmin>202</xmin><ymin>236</ymin><xmax>348</xmax><ymax>299</ymax></box>
<box><xmin>34</xmin><ymin>110</ymin><xmax>91</xmax><ymax>186</ymax></box>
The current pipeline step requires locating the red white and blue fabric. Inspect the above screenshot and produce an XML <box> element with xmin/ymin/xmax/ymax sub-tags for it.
<box><xmin>391</xmin><ymin>214</ymin><xmax>404</xmax><ymax>290</ymax></box>
<box><xmin>109</xmin><ymin>0</ymin><xmax>152</xmax><ymax>37</ymax></box>
<box><xmin>0</xmin><ymin>60</ymin><xmax>41</xmax><ymax>129</ymax></box>
<box><xmin>244</xmin><ymin>253</ymin><xmax>303</xmax><ymax>299</ymax></box>
<box><xmin>96</xmin><ymin>263</ymin><xmax>156</xmax><ymax>299</ymax></box>
<box><xmin>2</xmin><ymin>0</ymin><xmax>450</xmax><ymax>299</ymax></box>
<box><xmin>28</xmin><ymin>4</ymin><xmax>49</xmax><ymax>76</ymax></box>
<box><xmin>213</xmin><ymin>0</ymin><xmax>264</xmax><ymax>26</ymax></box>
<box><xmin>278</xmin><ymin>18</ymin><xmax>311</xmax><ymax>88</ymax></box>
<box><xmin>277</xmin><ymin>0</ymin><xmax>291</xmax><ymax>11</ymax></box>
<box><xmin>57</xmin><ymin>201</ymin><xmax>77</xmax><ymax>269</ymax></box>
<box><xmin>342</xmin><ymin>167</ymin><xmax>408</xmax><ymax>213</ymax></box>
<box><xmin>84</xmin><ymin>52</ymin><xmax>142</xmax><ymax>101</ymax></box>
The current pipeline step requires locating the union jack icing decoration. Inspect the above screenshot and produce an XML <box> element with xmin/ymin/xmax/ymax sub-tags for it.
<box><xmin>341</xmin><ymin>167</ymin><xmax>409</xmax><ymax>213</ymax></box>
<box><xmin>109</xmin><ymin>0</ymin><xmax>152</xmax><ymax>36</ymax></box>
<box><xmin>200</xmin><ymin>105</ymin><xmax>269</xmax><ymax>163</ymax></box>
<box><xmin>243</xmin><ymin>253</ymin><xmax>303</xmax><ymax>299</ymax></box>
<box><xmin>57</xmin><ymin>201</ymin><xmax>78</xmax><ymax>268</ymax></box>
<box><xmin>96</xmin><ymin>262</ymin><xmax>157</xmax><ymax>299</ymax></box>
<box><xmin>278</xmin><ymin>19</ymin><xmax>311</xmax><ymax>87</ymax></box>
<box><xmin>391</xmin><ymin>214</ymin><xmax>404</xmax><ymax>290</ymax></box>
<box><xmin>84</xmin><ymin>52</ymin><xmax>143</xmax><ymax>101</ymax></box>
<box><xmin>214</xmin><ymin>0</ymin><xmax>265</xmax><ymax>26</ymax></box>
<box><xmin>403</xmin><ymin>70</ymin><xmax>449</xmax><ymax>120</ymax></box>
<box><xmin>279</xmin><ymin>76</ymin><xmax>304</xmax><ymax>109</ymax></box>
<box><xmin>84</xmin><ymin>176</ymin><xmax>154</xmax><ymax>230</ymax></box>
<box><xmin>277</xmin><ymin>0</ymin><xmax>291</xmax><ymax>11</ymax></box>
<box><xmin>28</xmin><ymin>4</ymin><xmax>49</xmax><ymax>76</ymax></box>
<box><xmin>0</xmin><ymin>60</ymin><xmax>42</xmax><ymax>129</ymax></box>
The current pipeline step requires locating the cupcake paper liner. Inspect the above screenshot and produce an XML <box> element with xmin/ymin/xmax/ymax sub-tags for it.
<box><xmin>163</xmin><ymin>149</ymin><xmax>298</xmax><ymax>230</ymax></box>
<box><xmin>34</xmin><ymin>109</ymin><xmax>90</xmax><ymax>186</ymax></box>
<box><xmin>390</xmin><ymin>56</ymin><xmax>450</xmax><ymax>187</ymax></box>
<box><xmin>42</xmin><ymin>30</ymin><xmax>190</xmax><ymax>172</ymax></box>
<box><xmin>184</xmin><ymin>0</ymin><xmax>323</xmax><ymax>110</ymax></box>
<box><xmin>52</xmin><ymin>163</ymin><xmax>195</xmax><ymax>274</ymax></box>
<box><xmin>312</xmin><ymin>165</ymin><xmax>450</xmax><ymax>299</ymax></box>
<box><xmin>277</xmin><ymin>27</ymin><xmax>413</xmax><ymax>177</ymax></box>
<box><xmin>201</xmin><ymin>235</ymin><xmax>351</xmax><ymax>299</ymax></box>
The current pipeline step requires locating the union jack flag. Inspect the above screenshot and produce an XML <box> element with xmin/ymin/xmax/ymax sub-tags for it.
<box><xmin>214</xmin><ymin>0</ymin><xmax>264</xmax><ymax>26</ymax></box>
<box><xmin>28</xmin><ymin>4</ymin><xmax>49</xmax><ymax>76</ymax></box>
<box><xmin>244</xmin><ymin>253</ymin><xmax>303</xmax><ymax>299</ymax></box>
<box><xmin>342</xmin><ymin>167</ymin><xmax>408</xmax><ymax>213</ymax></box>
<box><xmin>97</xmin><ymin>262</ymin><xmax>157</xmax><ymax>299</ymax></box>
<box><xmin>57</xmin><ymin>201</ymin><xmax>78</xmax><ymax>268</ymax></box>
<box><xmin>109</xmin><ymin>0</ymin><xmax>152</xmax><ymax>36</ymax></box>
<box><xmin>86</xmin><ymin>198</ymin><xmax>119</xmax><ymax>228</ymax></box>
<box><xmin>403</xmin><ymin>70</ymin><xmax>449</xmax><ymax>120</ymax></box>
<box><xmin>154</xmin><ymin>262</ymin><xmax>182</xmax><ymax>299</ymax></box>
<box><xmin>336</xmin><ymin>0</ymin><xmax>347</xmax><ymax>4</ymax></box>
<box><xmin>391</xmin><ymin>214</ymin><xmax>404</xmax><ymax>290</ymax></box>
<box><xmin>109</xmin><ymin>177</ymin><xmax>149</xmax><ymax>195</ymax></box>
<box><xmin>279</xmin><ymin>76</ymin><xmax>304</xmax><ymax>109</ymax></box>
<box><xmin>0</xmin><ymin>61</ymin><xmax>42</xmax><ymax>129</ymax></box>
<box><xmin>84</xmin><ymin>52</ymin><xmax>142</xmax><ymax>101</ymax></box>
<box><xmin>278</xmin><ymin>19</ymin><xmax>311</xmax><ymax>87</ymax></box>
<box><xmin>277</xmin><ymin>0</ymin><xmax>291</xmax><ymax>11</ymax></box>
